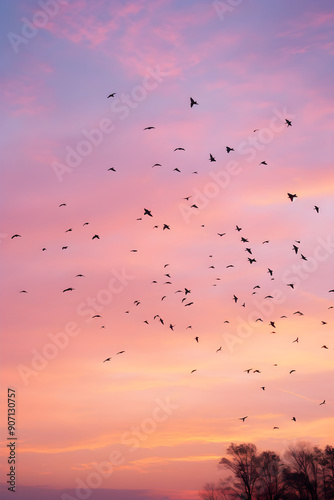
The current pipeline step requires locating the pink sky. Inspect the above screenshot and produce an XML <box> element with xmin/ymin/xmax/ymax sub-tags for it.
<box><xmin>1</xmin><ymin>1</ymin><xmax>334</xmax><ymax>499</ymax></box>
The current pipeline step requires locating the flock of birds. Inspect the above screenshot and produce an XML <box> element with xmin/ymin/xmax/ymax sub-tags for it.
<box><xmin>11</xmin><ymin>95</ymin><xmax>332</xmax><ymax>432</ymax></box>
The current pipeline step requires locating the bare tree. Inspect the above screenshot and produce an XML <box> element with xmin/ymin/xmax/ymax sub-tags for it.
<box><xmin>255</xmin><ymin>450</ymin><xmax>286</xmax><ymax>500</ymax></box>
<box><xmin>317</xmin><ymin>445</ymin><xmax>334</xmax><ymax>499</ymax></box>
<box><xmin>218</xmin><ymin>443</ymin><xmax>260</xmax><ymax>499</ymax></box>
<box><xmin>284</xmin><ymin>442</ymin><xmax>320</xmax><ymax>499</ymax></box>
<box><xmin>202</xmin><ymin>441</ymin><xmax>334</xmax><ymax>500</ymax></box>
<box><xmin>199</xmin><ymin>482</ymin><xmax>223</xmax><ymax>500</ymax></box>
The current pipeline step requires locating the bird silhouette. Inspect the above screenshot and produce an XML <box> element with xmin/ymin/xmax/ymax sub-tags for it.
<box><xmin>320</xmin><ymin>400</ymin><xmax>326</xmax><ymax>405</ymax></box>
<box><xmin>288</xmin><ymin>193</ymin><xmax>297</xmax><ymax>202</ymax></box>
<box><xmin>63</xmin><ymin>288</ymin><xmax>74</xmax><ymax>292</ymax></box>
<box><xmin>11</xmin><ymin>234</ymin><xmax>21</xmax><ymax>239</ymax></box>
<box><xmin>174</xmin><ymin>147</ymin><xmax>185</xmax><ymax>151</ymax></box>
<box><xmin>314</xmin><ymin>205</ymin><xmax>319</xmax><ymax>213</ymax></box>
<box><xmin>144</xmin><ymin>126</ymin><xmax>155</xmax><ymax>130</ymax></box>
<box><xmin>285</xmin><ymin>119</ymin><xmax>292</xmax><ymax>127</ymax></box>
<box><xmin>239</xmin><ymin>416</ymin><xmax>248</xmax><ymax>422</ymax></box>
<box><xmin>144</xmin><ymin>208</ymin><xmax>153</xmax><ymax>217</ymax></box>
<box><xmin>190</xmin><ymin>97</ymin><xmax>198</xmax><ymax>107</ymax></box>
<box><xmin>226</xmin><ymin>146</ymin><xmax>234</xmax><ymax>153</ymax></box>
<box><xmin>92</xmin><ymin>234</ymin><xmax>100</xmax><ymax>240</ymax></box>
<box><xmin>209</xmin><ymin>154</ymin><xmax>216</xmax><ymax>162</ymax></box>
<box><xmin>292</xmin><ymin>417</ymin><xmax>296</xmax><ymax>421</ymax></box>
<box><xmin>107</xmin><ymin>93</ymin><xmax>116</xmax><ymax>98</ymax></box>
<box><xmin>289</xmin><ymin>370</ymin><xmax>296</xmax><ymax>374</ymax></box>
<box><xmin>195</xmin><ymin>337</ymin><xmax>199</xmax><ymax>343</ymax></box>
<box><xmin>103</xmin><ymin>357</ymin><xmax>111</xmax><ymax>362</ymax></box>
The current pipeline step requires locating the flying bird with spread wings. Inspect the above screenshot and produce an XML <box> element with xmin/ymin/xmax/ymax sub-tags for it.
<box><xmin>288</xmin><ymin>193</ymin><xmax>298</xmax><ymax>202</ymax></box>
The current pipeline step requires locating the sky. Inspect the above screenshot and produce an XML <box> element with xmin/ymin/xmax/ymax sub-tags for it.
<box><xmin>0</xmin><ymin>0</ymin><xmax>334</xmax><ymax>499</ymax></box>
